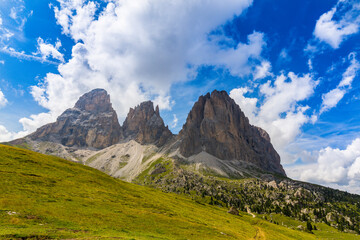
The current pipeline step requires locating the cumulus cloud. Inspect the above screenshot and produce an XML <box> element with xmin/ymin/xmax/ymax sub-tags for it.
<box><xmin>320</xmin><ymin>53</ymin><xmax>359</xmax><ymax>113</ymax></box>
<box><xmin>230</xmin><ymin>72</ymin><xmax>318</xmax><ymax>163</ymax></box>
<box><xmin>314</xmin><ymin>0</ymin><xmax>360</xmax><ymax>49</ymax></box>
<box><xmin>228</xmin><ymin>87</ymin><xmax>257</xmax><ymax>120</ymax></box>
<box><xmin>299</xmin><ymin>138</ymin><xmax>360</xmax><ymax>186</ymax></box>
<box><xmin>0</xmin><ymin>125</ymin><xmax>27</xmax><ymax>142</ymax></box>
<box><xmin>253</xmin><ymin>61</ymin><xmax>272</xmax><ymax>80</ymax></box>
<box><xmin>0</xmin><ymin>88</ymin><xmax>8</xmax><ymax>107</ymax></box>
<box><xmin>36</xmin><ymin>37</ymin><xmax>64</xmax><ymax>62</ymax></box>
<box><xmin>0</xmin><ymin>125</ymin><xmax>14</xmax><ymax>142</ymax></box>
<box><xmin>18</xmin><ymin>0</ymin><xmax>265</xmax><ymax>134</ymax></box>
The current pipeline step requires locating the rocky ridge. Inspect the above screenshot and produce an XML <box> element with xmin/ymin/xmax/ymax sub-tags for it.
<box><xmin>13</xmin><ymin>88</ymin><xmax>286</xmax><ymax>177</ymax></box>
<box><xmin>28</xmin><ymin>89</ymin><xmax>122</xmax><ymax>149</ymax></box>
<box><xmin>179</xmin><ymin>90</ymin><xmax>285</xmax><ymax>176</ymax></box>
<box><xmin>122</xmin><ymin>101</ymin><xmax>172</xmax><ymax>146</ymax></box>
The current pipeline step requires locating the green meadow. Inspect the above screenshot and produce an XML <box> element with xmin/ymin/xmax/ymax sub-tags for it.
<box><xmin>0</xmin><ymin>144</ymin><xmax>359</xmax><ymax>239</ymax></box>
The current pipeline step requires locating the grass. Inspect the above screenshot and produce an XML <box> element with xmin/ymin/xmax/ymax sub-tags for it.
<box><xmin>85</xmin><ymin>152</ymin><xmax>103</xmax><ymax>164</ymax></box>
<box><xmin>0</xmin><ymin>144</ymin><xmax>359</xmax><ymax>239</ymax></box>
<box><xmin>262</xmin><ymin>213</ymin><xmax>360</xmax><ymax>239</ymax></box>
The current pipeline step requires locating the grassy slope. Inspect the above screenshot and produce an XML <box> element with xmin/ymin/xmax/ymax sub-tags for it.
<box><xmin>0</xmin><ymin>145</ymin><xmax>358</xmax><ymax>240</ymax></box>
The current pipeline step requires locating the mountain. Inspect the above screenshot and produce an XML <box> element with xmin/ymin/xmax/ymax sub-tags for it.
<box><xmin>179</xmin><ymin>90</ymin><xmax>285</xmax><ymax>176</ymax></box>
<box><xmin>122</xmin><ymin>101</ymin><xmax>172</xmax><ymax>146</ymax></box>
<box><xmin>28</xmin><ymin>89</ymin><xmax>122</xmax><ymax>149</ymax></box>
<box><xmin>18</xmin><ymin>88</ymin><xmax>284</xmax><ymax>177</ymax></box>
<box><xmin>3</xmin><ymin>144</ymin><xmax>346</xmax><ymax>239</ymax></box>
<box><xmin>4</xmin><ymin>88</ymin><xmax>360</xmax><ymax>236</ymax></box>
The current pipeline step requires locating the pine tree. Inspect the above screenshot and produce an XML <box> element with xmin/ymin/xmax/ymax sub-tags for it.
<box><xmin>306</xmin><ymin>221</ymin><xmax>313</xmax><ymax>232</ymax></box>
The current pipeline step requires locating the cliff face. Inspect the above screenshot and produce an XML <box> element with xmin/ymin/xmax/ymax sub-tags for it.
<box><xmin>29</xmin><ymin>89</ymin><xmax>122</xmax><ymax>149</ymax></box>
<box><xmin>122</xmin><ymin>101</ymin><xmax>172</xmax><ymax>146</ymax></box>
<box><xmin>179</xmin><ymin>90</ymin><xmax>286</xmax><ymax>176</ymax></box>
<box><xmin>25</xmin><ymin>88</ymin><xmax>284</xmax><ymax>176</ymax></box>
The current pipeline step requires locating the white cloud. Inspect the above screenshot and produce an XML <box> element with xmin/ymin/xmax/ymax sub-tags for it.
<box><xmin>0</xmin><ymin>1</ymin><xmax>37</xmax><ymax>63</ymax></box>
<box><xmin>320</xmin><ymin>88</ymin><xmax>346</xmax><ymax>113</ymax></box>
<box><xmin>171</xmin><ymin>114</ymin><xmax>178</xmax><ymax>128</ymax></box>
<box><xmin>0</xmin><ymin>125</ymin><xmax>27</xmax><ymax>142</ymax></box>
<box><xmin>9</xmin><ymin>7</ymin><xmax>18</xmax><ymax>20</ymax></box>
<box><xmin>0</xmin><ymin>2</ymin><xmax>53</xmax><ymax>64</ymax></box>
<box><xmin>0</xmin><ymin>88</ymin><xmax>8</xmax><ymax>107</ymax></box>
<box><xmin>0</xmin><ymin>46</ymin><xmax>58</xmax><ymax>64</ymax></box>
<box><xmin>253</xmin><ymin>61</ymin><xmax>272</xmax><ymax>80</ymax></box>
<box><xmin>0</xmin><ymin>125</ymin><xmax>15</xmax><ymax>142</ymax></box>
<box><xmin>314</xmin><ymin>0</ymin><xmax>360</xmax><ymax>49</ymax></box>
<box><xmin>279</xmin><ymin>48</ymin><xmax>291</xmax><ymax>62</ymax></box>
<box><xmin>320</xmin><ymin>53</ymin><xmax>359</xmax><ymax>113</ymax></box>
<box><xmin>18</xmin><ymin>112</ymin><xmax>55</xmax><ymax>134</ymax></box>
<box><xmin>231</xmin><ymin>72</ymin><xmax>318</xmax><ymax>163</ymax></box>
<box><xmin>348</xmin><ymin>157</ymin><xmax>360</xmax><ymax>180</ymax></box>
<box><xmin>36</xmin><ymin>37</ymin><xmax>64</xmax><ymax>62</ymax></box>
<box><xmin>298</xmin><ymin>138</ymin><xmax>360</xmax><ymax>188</ymax></box>
<box><xmin>229</xmin><ymin>87</ymin><xmax>257</xmax><ymax>120</ymax></box>
<box><xmin>0</xmin><ymin>15</ymin><xmax>14</xmax><ymax>42</ymax></box>
<box><xmin>307</xmin><ymin>59</ymin><xmax>313</xmax><ymax>71</ymax></box>
<box><xmin>339</xmin><ymin>53</ymin><xmax>360</xmax><ymax>87</ymax></box>
<box><xmin>17</xmin><ymin>0</ymin><xmax>264</xmax><ymax>135</ymax></box>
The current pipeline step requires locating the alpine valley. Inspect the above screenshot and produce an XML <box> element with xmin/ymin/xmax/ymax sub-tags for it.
<box><xmin>2</xmin><ymin>89</ymin><xmax>360</xmax><ymax>239</ymax></box>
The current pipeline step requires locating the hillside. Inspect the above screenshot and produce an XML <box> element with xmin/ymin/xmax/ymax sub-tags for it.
<box><xmin>135</xmin><ymin>155</ymin><xmax>360</xmax><ymax>234</ymax></box>
<box><xmin>0</xmin><ymin>144</ymin><xmax>358</xmax><ymax>239</ymax></box>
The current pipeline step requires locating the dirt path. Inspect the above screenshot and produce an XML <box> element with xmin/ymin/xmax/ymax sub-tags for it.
<box><xmin>253</xmin><ymin>227</ymin><xmax>266</xmax><ymax>240</ymax></box>
<box><xmin>246</xmin><ymin>206</ymin><xmax>256</xmax><ymax>218</ymax></box>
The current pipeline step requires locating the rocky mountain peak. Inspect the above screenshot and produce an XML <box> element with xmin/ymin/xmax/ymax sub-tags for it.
<box><xmin>74</xmin><ymin>88</ymin><xmax>112</xmax><ymax>113</ymax></box>
<box><xmin>179</xmin><ymin>90</ymin><xmax>286</xmax><ymax>176</ymax></box>
<box><xmin>122</xmin><ymin>101</ymin><xmax>172</xmax><ymax>146</ymax></box>
<box><xmin>29</xmin><ymin>89</ymin><xmax>122</xmax><ymax>149</ymax></box>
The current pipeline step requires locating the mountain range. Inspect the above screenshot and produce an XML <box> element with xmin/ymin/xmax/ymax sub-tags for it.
<box><xmin>6</xmin><ymin>88</ymin><xmax>360</xmax><ymax>236</ymax></box>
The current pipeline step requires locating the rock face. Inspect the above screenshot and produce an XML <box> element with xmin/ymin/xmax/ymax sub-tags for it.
<box><xmin>122</xmin><ymin>101</ymin><xmax>172</xmax><ymax>146</ymax></box>
<box><xmin>179</xmin><ymin>90</ymin><xmax>286</xmax><ymax>176</ymax></box>
<box><xmin>29</xmin><ymin>89</ymin><xmax>122</xmax><ymax>149</ymax></box>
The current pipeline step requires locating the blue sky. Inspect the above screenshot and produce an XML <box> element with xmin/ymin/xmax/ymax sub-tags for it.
<box><xmin>0</xmin><ymin>0</ymin><xmax>360</xmax><ymax>193</ymax></box>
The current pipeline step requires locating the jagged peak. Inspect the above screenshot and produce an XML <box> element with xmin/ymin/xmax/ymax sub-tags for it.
<box><xmin>28</xmin><ymin>88</ymin><xmax>122</xmax><ymax>149</ymax></box>
<box><xmin>123</xmin><ymin>100</ymin><xmax>172</xmax><ymax>146</ymax></box>
<box><xmin>74</xmin><ymin>88</ymin><xmax>112</xmax><ymax>113</ymax></box>
<box><xmin>179</xmin><ymin>89</ymin><xmax>286</xmax><ymax>176</ymax></box>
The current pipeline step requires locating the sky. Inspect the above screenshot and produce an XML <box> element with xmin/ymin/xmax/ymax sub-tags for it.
<box><xmin>0</xmin><ymin>0</ymin><xmax>360</xmax><ymax>193</ymax></box>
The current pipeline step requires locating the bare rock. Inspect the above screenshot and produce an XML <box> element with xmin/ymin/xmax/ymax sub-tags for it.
<box><xmin>326</xmin><ymin>212</ymin><xmax>336</xmax><ymax>222</ymax></box>
<box><xmin>267</xmin><ymin>180</ymin><xmax>278</xmax><ymax>189</ymax></box>
<box><xmin>179</xmin><ymin>90</ymin><xmax>286</xmax><ymax>176</ymax></box>
<box><xmin>28</xmin><ymin>89</ymin><xmax>122</xmax><ymax>149</ymax></box>
<box><xmin>122</xmin><ymin>101</ymin><xmax>172</xmax><ymax>146</ymax></box>
<box><xmin>294</xmin><ymin>187</ymin><xmax>312</xmax><ymax>199</ymax></box>
<box><xmin>297</xmin><ymin>225</ymin><xmax>305</xmax><ymax>231</ymax></box>
<box><xmin>227</xmin><ymin>206</ymin><xmax>239</xmax><ymax>215</ymax></box>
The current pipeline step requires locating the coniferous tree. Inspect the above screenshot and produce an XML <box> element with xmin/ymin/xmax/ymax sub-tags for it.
<box><xmin>306</xmin><ymin>221</ymin><xmax>313</xmax><ymax>232</ymax></box>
